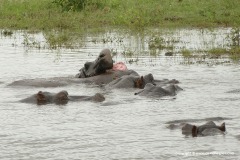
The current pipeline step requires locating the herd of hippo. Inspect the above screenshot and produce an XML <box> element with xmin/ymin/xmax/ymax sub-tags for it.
<box><xmin>9</xmin><ymin>48</ymin><xmax>228</xmax><ymax>137</ymax></box>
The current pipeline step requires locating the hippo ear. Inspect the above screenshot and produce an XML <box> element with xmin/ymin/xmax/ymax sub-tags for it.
<box><xmin>134</xmin><ymin>76</ymin><xmax>144</xmax><ymax>89</ymax></box>
<box><xmin>140</xmin><ymin>76</ymin><xmax>145</xmax><ymax>88</ymax></box>
<box><xmin>219</xmin><ymin>122</ymin><xmax>226</xmax><ymax>132</ymax></box>
<box><xmin>192</xmin><ymin>125</ymin><xmax>198</xmax><ymax>137</ymax></box>
<box><xmin>57</xmin><ymin>91</ymin><xmax>69</xmax><ymax>100</ymax></box>
<box><xmin>37</xmin><ymin>91</ymin><xmax>46</xmax><ymax>104</ymax></box>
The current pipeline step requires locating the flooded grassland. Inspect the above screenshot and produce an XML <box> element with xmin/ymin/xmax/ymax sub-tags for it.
<box><xmin>0</xmin><ymin>28</ymin><xmax>240</xmax><ymax>160</ymax></box>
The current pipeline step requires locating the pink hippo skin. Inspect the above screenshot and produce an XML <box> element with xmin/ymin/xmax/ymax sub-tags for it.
<box><xmin>112</xmin><ymin>62</ymin><xmax>128</xmax><ymax>71</ymax></box>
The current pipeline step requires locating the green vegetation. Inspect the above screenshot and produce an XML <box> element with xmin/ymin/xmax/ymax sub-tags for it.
<box><xmin>205</xmin><ymin>28</ymin><xmax>240</xmax><ymax>60</ymax></box>
<box><xmin>52</xmin><ymin>0</ymin><xmax>107</xmax><ymax>12</ymax></box>
<box><xmin>1</xmin><ymin>0</ymin><xmax>240</xmax><ymax>32</ymax></box>
<box><xmin>148</xmin><ymin>36</ymin><xmax>173</xmax><ymax>50</ymax></box>
<box><xmin>44</xmin><ymin>31</ymin><xmax>76</xmax><ymax>49</ymax></box>
<box><xmin>1</xmin><ymin>0</ymin><xmax>240</xmax><ymax>62</ymax></box>
<box><xmin>181</xmin><ymin>48</ymin><xmax>192</xmax><ymax>58</ymax></box>
<box><xmin>206</xmin><ymin>47</ymin><xmax>240</xmax><ymax>61</ymax></box>
<box><xmin>1</xmin><ymin>29</ymin><xmax>13</xmax><ymax>36</ymax></box>
<box><xmin>208</xmin><ymin>48</ymin><xmax>227</xmax><ymax>56</ymax></box>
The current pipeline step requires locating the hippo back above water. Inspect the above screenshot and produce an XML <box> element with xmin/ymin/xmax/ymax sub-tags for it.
<box><xmin>182</xmin><ymin>121</ymin><xmax>226</xmax><ymax>137</ymax></box>
<box><xmin>106</xmin><ymin>73</ymin><xmax>155</xmax><ymax>89</ymax></box>
<box><xmin>135</xmin><ymin>83</ymin><xmax>182</xmax><ymax>98</ymax></box>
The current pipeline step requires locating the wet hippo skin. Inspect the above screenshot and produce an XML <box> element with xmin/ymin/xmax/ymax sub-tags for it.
<box><xmin>135</xmin><ymin>83</ymin><xmax>183</xmax><ymax>98</ymax></box>
<box><xmin>182</xmin><ymin>121</ymin><xmax>226</xmax><ymax>137</ymax></box>
<box><xmin>76</xmin><ymin>48</ymin><xmax>113</xmax><ymax>78</ymax></box>
<box><xmin>8</xmin><ymin>48</ymin><xmax>182</xmax><ymax>91</ymax></box>
<box><xmin>106</xmin><ymin>73</ymin><xmax>155</xmax><ymax>89</ymax></box>
<box><xmin>20</xmin><ymin>90</ymin><xmax>105</xmax><ymax>105</ymax></box>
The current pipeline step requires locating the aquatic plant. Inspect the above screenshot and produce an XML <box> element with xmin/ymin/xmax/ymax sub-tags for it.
<box><xmin>181</xmin><ymin>49</ymin><xmax>192</xmax><ymax>58</ymax></box>
<box><xmin>1</xmin><ymin>30</ymin><xmax>13</xmax><ymax>36</ymax></box>
<box><xmin>22</xmin><ymin>32</ymin><xmax>41</xmax><ymax>49</ymax></box>
<box><xmin>205</xmin><ymin>47</ymin><xmax>240</xmax><ymax>61</ymax></box>
<box><xmin>44</xmin><ymin>31</ymin><xmax>74</xmax><ymax>49</ymax></box>
<box><xmin>228</xmin><ymin>47</ymin><xmax>240</xmax><ymax>61</ymax></box>
<box><xmin>229</xmin><ymin>28</ymin><xmax>240</xmax><ymax>47</ymax></box>
<box><xmin>148</xmin><ymin>36</ymin><xmax>174</xmax><ymax>50</ymax></box>
<box><xmin>207</xmin><ymin>48</ymin><xmax>227</xmax><ymax>57</ymax></box>
<box><xmin>122</xmin><ymin>49</ymin><xmax>135</xmax><ymax>57</ymax></box>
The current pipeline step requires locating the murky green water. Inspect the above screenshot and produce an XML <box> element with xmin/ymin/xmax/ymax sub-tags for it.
<box><xmin>0</xmin><ymin>29</ymin><xmax>239</xmax><ymax>160</ymax></box>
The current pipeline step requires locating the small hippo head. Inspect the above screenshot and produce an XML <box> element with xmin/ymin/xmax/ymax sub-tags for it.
<box><xmin>182</xmin><ymin>123</ymin><xmax>195</xmax><ymax>136</ymax></box>
<box><xmin>77</xmin><ymin>49</ymin><xmax>113</xmax><ymax>78</ymax></box>
<box><xmin>192</xmin><ymin>122</ymin><xmax>226</xmax><ymax>137</ymax></box>
<box><xmin>134</xmin><ymin>74</ymin><xmax>155</xmax><ymax>89</ymax></box>
<box><xmin>36</xmin><ymin>90</ymin><xmax>69</xmax><ymax>105</ymax></box>
<box><xmin>36</xmin><ymin>91</ymin><xmax>51</xmax><ymax>105</ymax></box>
<box><xmin>92</xmin><ymin>93</ymin><xmax>105</xmax><ymax>102</ymax></box>
<box><xmin>53</xmin><ymin>90</ymin><xmax>69</xmax><ymax>105</ymax></box>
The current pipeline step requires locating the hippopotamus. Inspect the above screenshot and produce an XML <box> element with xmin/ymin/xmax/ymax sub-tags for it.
<box><xmin>20</xmin><ymin>90</ymin><xmax>105</xmax><ymax>105</ymax></box>
<box><xmin>8</xmin><ymin>49</ymin><xmax>139</xmax><ymax>87</ymax></box>
<box><xmin>134</xmin><ymin>83</ymin><xmax>182</xmax><ymax>97</ymax></box>
<box><xmin>8</xmin><ymin>48</ymin><xmax>181</xmax><ymax>90</ymax></box>
<box><xmin>105</xmin><ymin>73</ymin><xmax>155</xmax><ymax>89</ymax></box>
<box><xmin>76</xmin><ymin>48</ymin><xmax>114</xmax><ymax>78</ymax></box>
<box><xmin>8</xmin><ymin>69</ymin><xmax>139</xmax><ymax>87</ymax></box>
<box><xmin>182</xmin><ymin>121</ymin><xmax>226</xmax><ymax>137</ymax></box>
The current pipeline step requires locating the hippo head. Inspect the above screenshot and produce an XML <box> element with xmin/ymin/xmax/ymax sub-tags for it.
<box><xmin>53</xmin><ymin>90</ymin><xmax>69</xmax><ymax>105</ymax></box>
<box><xmin>134</xmin><ymin>74</ymin><xmax>155</xmax><ymax>89</ymax></box>
<box><xmin>192</xmin><ymin>121</ymin><xmax>226</xmax><ymax>137</ymax></box>
<box><xmin>36</xmin><ymin>91</ymin><xmax>50</xmax><ymax>105</ymax></box>
<box><xmin>92</xmin><ymin>93</ymin><xmax>105</xmax><ymax>102</ymax></box>
<box><xmin>77</xmin><ymin>49</ymin><xmax>113</xmax><ymax>78</ymax></box>
<box><xmin>36</xmin><ymin>90</ymin><xmax>69</xmax><ymax>105</ymax></box>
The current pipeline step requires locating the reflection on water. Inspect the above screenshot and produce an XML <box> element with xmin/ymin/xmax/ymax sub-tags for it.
<box><xmin>0</xmin><ymin>29</ymin><xmax>240</xmax><ymax>160</ymax></box>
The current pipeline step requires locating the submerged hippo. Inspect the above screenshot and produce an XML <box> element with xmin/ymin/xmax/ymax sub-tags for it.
<box><xmin>135</xmin><ymin>83</ymin><xmax>182</xmax><ymax>97</ymax></box>
<box><xmin>20</xmin><ymin>90</ymin><xmax>105</xmax><ymax>105</ymax></box>
<box><xmin>182</xmin><ymin>121</ymin><xmax>226</xmax><ymax>137</ymax></box>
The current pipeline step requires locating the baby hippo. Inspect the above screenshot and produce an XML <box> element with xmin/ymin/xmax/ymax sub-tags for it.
<box><xmin>20</xmin><ymin>90</ymin><xmax>105</xmax><ymax>105</ymax></box>
<box><xmin>182</xmin><ymin>121</ymin><xmax>226</xmax><ymax>137</ymax></box>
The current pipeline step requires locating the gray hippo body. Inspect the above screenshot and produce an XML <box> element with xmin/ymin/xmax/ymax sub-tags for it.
<box><xmin>135</xmin><ymin>83</ymin><xmax>182</xmax><ymax>97</ymax></box>
<box><xmin>20</xmin><ymin>90</ymin><xmax>105</xmax><ymax>105</ymax></box>
<box><xmin>106</xmin><ymin>73</ymin><xmax>155</xmax><ymax>89</ymax></box>
<box><xmin>182</xmin><ymin>121</ymin><xmax>226</xmax><ymax>137</ymax></box>
<box><xmin>8</xmin><ymin>48</ymin><xmax>139</xmax><ymax>87</ymax></box>
<box><xmin>8</xmin><ymin>70</ymin><xmax>139</xmax><ymax>87</ymax></box>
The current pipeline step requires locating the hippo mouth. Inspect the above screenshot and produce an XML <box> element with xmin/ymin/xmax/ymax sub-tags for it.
<box><xmin>77</xmin><ymin>49</ymin><xmax>113</xmax><ymax>78</ymax></box>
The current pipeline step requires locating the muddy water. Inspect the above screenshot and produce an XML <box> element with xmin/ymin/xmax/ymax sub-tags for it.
<box><xmin>0</xmin><ymin>29</ymin><xmax>240</xmax><ymax>160</ymax></box>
